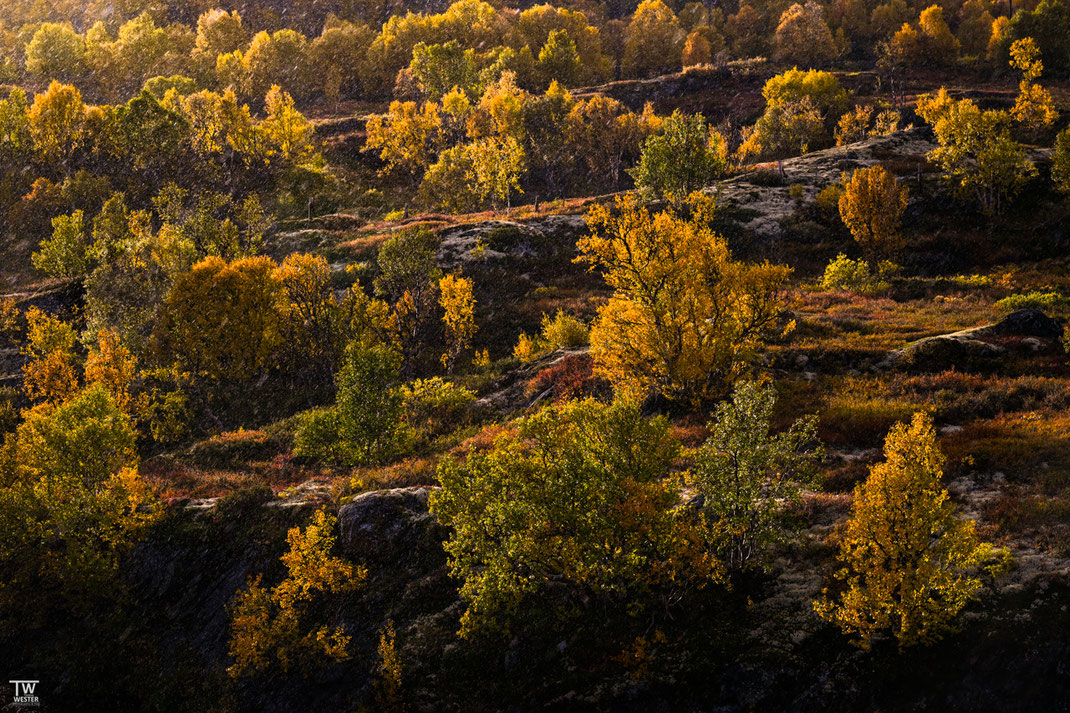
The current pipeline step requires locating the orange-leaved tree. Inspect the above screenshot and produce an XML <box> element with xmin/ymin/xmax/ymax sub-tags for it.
<box><xmin>815</xmin><ymin>412</ymin><xmax>1010</xmax><ymax>650</ymax></box>
<box><xmin>228</xmin><ymin>509</ymin><xmax>364</xmax><ymax>677</ymax></box>
<box><xmin>151</xmin><ymin>255</ymin><xmax>283</xmax><ymax>384</ymax></box>
<box><xmin>838</xmin><ymin>165</ymin><xmax>909</xmax><ymax>261</ymax></box>
<box><xmin>577</xmin><ymin>193</ymin><xmax>791</xmax><ymax>405</ymax></box>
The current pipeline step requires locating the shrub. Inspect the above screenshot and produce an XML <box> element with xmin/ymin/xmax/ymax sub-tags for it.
<box><xmin>1054</xmin><ymin>126</ymin><xmax>1070</xmax><ymax>195</ymax></box>
<box><xmin>151</xmin><ymin>256</ymin><xmax>284</xmax><ymax>384</ymax></box>
<box><xmin>512</xmin><ymin>332</ymin><xmax>540</xmax><ymax>362</ymax></box>
<box><xmin>815</xmin><ymin>184</ymin><xmax>844</xmax><ymax>216</ymax></box>
<box><xmin>430</xmin><ymin>398</ymin><xmax>720</xmax><ymax>637</ymax></box>
<box><xmin>293</xmin><ymin>407</ymin><xmax>346</xmax><ymax>462</ymax></box>
<box><xmin>400</xmin><ymin>377</ymin><xmax>476</xmax><ymax>431</ymax></box>
<box><xmin>821</xmin><ymin>253</ymin><xmax>897</xmax><ymax>293</ymax></box>
<box><xmin>994</xmin><ymin>290</ymin><xmax>1070</xmax><ymax>313</ymax></box>
<box><xmin>539</xmin><ymin>310</ymin><xmax>589</xmax><ymax>349</ymax></box>
<box><xmin>525</xmin><ymin>353</ymin><xmax>608</xmax><ymax>402</ymax></box>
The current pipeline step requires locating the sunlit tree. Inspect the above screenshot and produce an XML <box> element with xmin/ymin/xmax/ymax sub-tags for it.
<box><xmin>229</xmin><ymin>510</ymin><xmax>364</xmax><ymax>677</ymax></box>
<box><xmin>578</xmin><ymin>195</ymin><xmax>791</xmax><ymax>404</ymax></box>
<box><xmin>431</xmin><ymin>398</ymin><xmax>720</xmax><ymax>637</ymax></box>
<box><xmin>838</xmin><ymin>165</ymin><xmax>909</xmax><ymax>260</ymax></box>
<box><xmin>775</xmin><ymin>1</ymin><xmax>838</xmax><ymax>67</ymax></box>
<box><xmin>815</xmin><ymin>412</ymin><xmax>1009</xmax><ymax>650</ymax></box>
<box><xmin>623</xmin><ymin>0</ymin><xmax>683</xmax><ymax>77</ymax></box>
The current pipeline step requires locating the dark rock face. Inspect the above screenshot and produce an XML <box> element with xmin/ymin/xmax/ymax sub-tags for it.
<box><xmin>338</xmin><ymin>486</ymin><xmax>447</xmax><ymax>568</ymax></box>
<box><xmin>895</xmin><ymin>332</ymin><xmax>1007</xmax><ymax>372</ymax></box>
<box><xmin>884</xmin><ymin>309</ymin><xmax>1063</xmax><ymax>373</ymax></box>
<box><xmin>985</xmin><ymin>309</ymin><xmax>1062</xmax><ymax>339</ymax></box>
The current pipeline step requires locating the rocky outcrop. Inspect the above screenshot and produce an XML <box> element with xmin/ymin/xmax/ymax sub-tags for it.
<box><xmin>882</xmin><ymin>309</ymin><xmax>1063</xmax><ymax>371</ymax></box>
<box><xmin>983</xmin><ymin>308</ymin><xmax>1062</xmax><ymax>339</ymax></box>
<box><xmin>436</xmin><ymin>213</ymin><xmax>587</xmax><ymax>268</ymax></box>
<box><xmin>338</xmin><ymin>486</ymin><xmax>447</xmax><ymax>569</ymax></box>
<box><xmin>710</xmin><ymin>128</ymin><xmax>938</xmax><ymax>240</ymax></box>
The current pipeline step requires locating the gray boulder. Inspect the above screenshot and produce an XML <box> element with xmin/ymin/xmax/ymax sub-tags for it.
<box><xmin>984</xmin><ymin>309</ymin><xmax>1062</xmax><ymax>338</ymax></box>
<box><xmin>883</xmin><ymin>309</ymin><xmax>1062</xmax><ymax>372</ymax></box>
<box><xmin>338</xmin><ymin>486</ymin><xmax>447</xmax><ymax>567</ymax></box>
<box><xmin>890</xmin><ymin>330</ymin><xmax>1006</xmax><ymax>371</ymax></box>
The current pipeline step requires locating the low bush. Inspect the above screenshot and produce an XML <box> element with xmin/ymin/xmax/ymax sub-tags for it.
<box><xmin>526</xmin><ymin>353</ymin><xmax>609</xmax><ymax>402</ymax></box>
<box><xmin>540</xmin><ymin>310</ymin><xmax>589</xmax><ymax>350</ymax></box>
<box><xmin>821</xmin><ymin>253</ymin><xmax>898</xmax><ymax>293</ymax></box>
<box><xmin>400</xmin><ymin>377</ymin><xmax>476</xmax><ymax>433</ymax></box>
<box><xmin>994</xmin><ymin>291</ymin><xmax>1070</xmax><ymax>314</ymax></box>
<box><xmin>815</xmin><ymin>184</ymin><xmax>844</xmax><ymax>216</ymax></box>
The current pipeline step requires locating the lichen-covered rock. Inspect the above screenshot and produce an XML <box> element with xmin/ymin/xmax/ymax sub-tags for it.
<box><xmin>984</xmin><ymin>309</ymin><xmax>1062</xmax><ymax>339</ymax></box>
<box><xmin>338</xmin><ymin>486</ymin><xmax>447</xmax><ymax>568</ymax></box>
<box><xmin>891</xmin><ymin>331</ymin><xmax>1006</xmax><ymax>372</ymax></box>
<box><xmin>883</xmin><ymin>308</ymin><xmax>1062</xmax><ymax>372</ymax></box>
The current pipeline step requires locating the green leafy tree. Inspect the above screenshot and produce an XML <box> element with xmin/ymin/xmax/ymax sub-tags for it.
<box><xmin>310</xmin><ymin>20</ymin><xmax>375</xmax><ymax>105</ymax></box>
<box><xmin>244</xmin><ymin>29</ymin><xmax>311</xmax><ymax>103</ymax></box>
<box><xmin>1053</xmin><ymin>126</ymin><xmax>1070</xmax><ymax>195</ymax></box>
<box><xmin>918</xmin><ymin>93</ymin><xmax>1036</xmax><ymax>215</ymax></box>
<box><xmin>815</xmin><ymin>412</ymin><xmax>1010</xmax><ymax>650</ymax></box>
<box><xmin>537</xmin><ymin>29</ymin><xmax>581</xmax><ymax>86</ymax></box>
<box><xmin>0</xmin><ymin>384</ymin><xmax>150</xmax><ymax>635</ymax></box>
<box><xmin>25</xmin><ymin>22</ymin><xmax>87</xmax><ymax>82</ymax></box>
<box><xmin>466</xmin><ymin>135</ymin><xmax>526</xmax><ymax>212</ymax></box>
<box><xmin>294</xmin><ymin>341</ymin><xmax>406</xmax><ymax>465</ymax></box>
<box><xmin>520</xmin><ymin>80</ymin><xmax>575</xmax><ymax>190</ymax></box>
<box><xmin>0</xmin><ymin>88</ymin><xmax>32</xmax><ymax>168</ymax></box>
<box><xmin>690</xmin><ymin>381</ymin><xmax>822</xmax><ymax>572</ymax></box>
<box><xmin>514</xmin><ymin>4</ymin><xmax>611</xmax><ymax>85</ymax></box>
<box><xmin>32</xmin><ymin>210</ymin><xmax>91</xmax><ymax>279</ymax></box>
<box><xmin>409</xmin><ymin>40</ymin><xmax>481</xmax><ymax>100</ymax></box>
<box><xmin>630</xmin><ymin>110</ymin><xmax>728</xmax><ymax>198</ymax></box>
<box><xmin>192</xmin><ymin>9</ymin><xmax>247</xmax><ymax>80</ymax></box>
<box><xmin>738</xmin><ymin>97</ymin><xmax>825</xmax><ymax>175</ymax></box>
<box><xmin>430</xmin><ymin>398</ymin><xmax>720</xmax><ymax>637</ymax></box>
<box><xmin>375</xmin><ymin>228</ymin><xmax>443</xmax><ymax>376</ymax></box>
<box><xmin>261</xmin><ymin>85</ymin><xmax>320</xmax><ymax>167</ymax></box>
<box><xmin>998</xmin><ymin>0</ymin><xmax>1070</xmax><ymax>75</ymax></box>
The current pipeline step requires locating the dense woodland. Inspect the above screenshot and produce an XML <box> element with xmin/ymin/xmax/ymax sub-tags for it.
<box><xmin>0</xmin><ymin>0</ymin><xmax>1069</xmax><ymax>709</ymax></box>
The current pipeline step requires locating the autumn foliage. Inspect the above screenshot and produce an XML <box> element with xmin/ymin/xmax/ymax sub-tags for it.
<box><xmin>578</xmin><ymin>194</ymin><xmax>791</xmax><ymax>404</ymax></box>
<box><xmin>815</xmin><ymin>412</ymin><xmax>1009</xmax><ymax>650</ymax></box>
<box><xmin>838</xmin><ymin>165</ymin><xmax>909</xmax><ymax>260</ymax></box>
